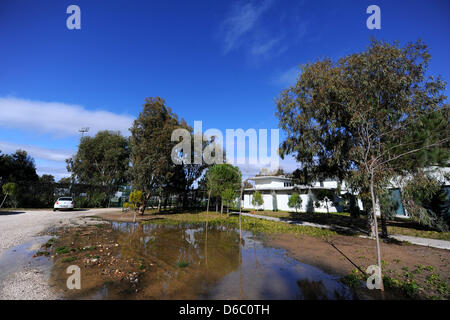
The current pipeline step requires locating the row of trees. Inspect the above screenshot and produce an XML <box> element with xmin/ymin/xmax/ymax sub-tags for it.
<box><xmin>0</xmin><ymin>150</ymin><xmax>59</xmax><ymax>208</ymax></box>
<box><xmin>66</xmin><ymin>97</ymin><xmax>244</xmax><ymax>215</ymax></box>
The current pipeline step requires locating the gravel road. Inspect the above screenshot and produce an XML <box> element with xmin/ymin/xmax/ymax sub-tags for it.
<box><xmin>0</xmin><ymin>208</ymin><xmax>119</xmax><ymax>299</ymax></box>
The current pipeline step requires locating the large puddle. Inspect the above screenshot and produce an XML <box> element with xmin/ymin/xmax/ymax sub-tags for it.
<box><xmin>1</xmin><ymin>220</ymin><xmax>381</xmax><ymax>299</ymax></box>
<box><xmin>50</xmin><ymin>221</ymin><xmax>375</xmax><ymax>300</ymax></box>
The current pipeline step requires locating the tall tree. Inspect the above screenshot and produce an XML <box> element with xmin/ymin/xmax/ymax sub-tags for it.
<box><xmin>206</xmin><ymin>164</ymin><xmax>242</xmax><ymax>214</ymax></box>
<box><xmin>276</xmin><ymin>39</ymin><xmax>449</xmax><ymax>290</ymax></box>
<box><xmin>66</xmin><ymin>130</ymin><xmax>130</xmax><ymax>201</ymax></box>
<box><xmin>0</xmin><ymin>150</ymin><xmax>38</xmax><ymax>207</ymax></box>
<box><xmin>129</xmin><ymin>97</ymin><xmax>186</xmax><ymax>214</ymax></box>
<box><xmin>0</xmin><ymin>150</ymin><xmax>38</xmax><ymax>183</ymax></box>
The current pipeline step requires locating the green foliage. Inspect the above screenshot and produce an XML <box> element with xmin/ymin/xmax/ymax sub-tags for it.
<box><xmin>61</xmin><ymin>257</ymin><xmax>77</xmax><ymax>263</ymax></box>
<box><xmin>401</xmin><ymin>280</ymin><xmax>419</xmax><ymax>298</ymax></box>
<box><xmin>128</xmin><ymin>190</ymin><xmax>144</xmax><ymax>209</ymax></box>
<box><xmin>0</xmin><ymin>150</ymin><xmax>38</xmax><ymax>207</ymax></box>
<box><xmin>379</xmin><ymin>189</ymin><xmax>399</xmax><ymax>220</ymax></box>
<box><xmin>221</xmin><ymin>188</ymin><xmax>236</xmax><ymax>210</ymax></box>
<box><xmin>206</xmin><ymin>164</ymin><xmax>242</xmax><ymax>211</ymax></box>
<box><xmin>66</xmin><ymin>130</ymin><xmax>129</xmax><ymax>189</ymax></box>
<box><xmin>2</xmin><ymin>182</ymin><xmax>17</xmax><ymax>196</ymax></box>
<box><xmin>0</xmin><ymin>150</ymin><xmax>38</xmax><ymax>183</ymax></box>
<box><xmin>402</xmin><ymin>172</ymin><xmax>449</xmax><ymax>231</ymax></box>
<box><xmin>288</xmin><ymin>192</ymin><xmax>302</xmax><ymax>212</ymax></box>
<box><xmin>129</xmin><ymin>97</ymin><xmax>187</xmax><ymax>209</ymax></box>
<box><xmin>90</xmin><ymin>192</ymin><xmax>107</xmax><ymax>208</ymax></box>
<box><xmin>142</xmin><ymin>212</ymin><xmax>338</xmax><ymax>237</ymax></box>
<box><xmin>252</xmin><ymin>191</ymin><xmax>264</xmax><ymax>210</ymax></box>
<box><xmin>56</xmin><ymin>246</ymin><xmax>70</xmax><ymax>254</ymax></box>
<box><xmin>340</xmin><ymin>273</ymin><xmax>362</xmax><ymax>289</ymax></box>
<box><xmin>275</xmin><ymin>39</ymin><xmax>449</xmax><ymax>233</ymax></box>
<box><xmin>305</xmin><ymin>194</ymin><xmax>315</xmax><ymax>213</ymax></box>
<box><xmin>207</xmin><ymin>164</ymin><xmax>241</xmax><ymax>195</ymax></box>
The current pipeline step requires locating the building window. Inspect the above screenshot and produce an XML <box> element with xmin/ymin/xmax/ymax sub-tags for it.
<box><xmin>284</xmin><ymin>182</ymin><xmax>293</xmax><ymax>187</ymax></box>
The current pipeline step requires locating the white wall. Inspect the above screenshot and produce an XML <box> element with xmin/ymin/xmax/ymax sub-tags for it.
<box><xmin>254</xmin><ymin>177</ymin><xmax>289</xmax><ymax>189</ymax></box>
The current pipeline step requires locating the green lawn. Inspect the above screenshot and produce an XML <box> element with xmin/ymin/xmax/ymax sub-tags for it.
<box><xmin>240</xmin><ymin>210</ymin><xmax>450</xmax><ymax>241</ymax></box>
<box><xmin>141</xmin><ymin>211</ymin><xmax>339</xmax><ymax>238</ymax></box>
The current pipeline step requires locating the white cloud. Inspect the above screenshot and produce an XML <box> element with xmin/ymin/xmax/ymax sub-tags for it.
<box><xmin>0</xmin><ymin>97</ymin><xmax>134</xmax><ymax>138</ymax></box>
<box><xmin>221</xmin><ymin>0</ymin><xmax>273</xmax><ymax>54</ymax></box>
<box><xmin>36</xmin><ymin>165</ymin><xmax>70</xmax><ymax>181</ymax></box>
<box><xmin>272</xmin><ymin>65</ymin><xmax>300</xmax><ymax>87</ymax></box>
<box><xmin>250</xmin><ymin>37</ymin><xmax>287</xmax><ymax>59</ymax></box>
<box><xmin>0</xmin><ymin>141</ymin><xmax>72</xmax><ymax>180</ymax></box>
<box><xmin>0</xmin><ymin>141</ymin><xmax>73</xmax><ymax>162</ymax></box>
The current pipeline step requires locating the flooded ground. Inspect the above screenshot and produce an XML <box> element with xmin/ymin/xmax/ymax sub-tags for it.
<box><xmin>19</xmin><ymin>220</ymin><xmax>385</xmax><ymax>300</ymax></box>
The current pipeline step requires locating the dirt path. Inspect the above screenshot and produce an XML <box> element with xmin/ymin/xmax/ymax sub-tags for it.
<box><xmin>268</xmin><ymin>233</ymin><xmax>450</xmax><ymax>298</ymax></box>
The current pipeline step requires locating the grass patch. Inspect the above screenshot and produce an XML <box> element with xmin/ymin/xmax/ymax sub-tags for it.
<box><xmin>177</xmin><ymin>261</ymin><xmax>189</xmax><ymax>268</ymax></box>
<box><xmin>142</xmin><ymin>212</ymin><xmax>338</xmax><ymax>238</ymax></box>
<box><xmin>55</xmin><ymin>246</ymin><xmax>70</xmax><ymax>254</ymax></box>
<box><xmin>340</xmin><ymin>274</ymin><xmax>362</xmax><ymax>288</ymax></box>
<box><xmin>34</xmin><ymin>251</ymin><xmax>50</xmax><ymax>257</ymax></box>
<box><xmin>61</xmin><ymin>257</ymin><xmax>77</xmax><ymax>263</ymax></box>
<box><xmin>387</xmin><ymin>226</ymin><xmax>450</xmax><ymax>241</ymax></box>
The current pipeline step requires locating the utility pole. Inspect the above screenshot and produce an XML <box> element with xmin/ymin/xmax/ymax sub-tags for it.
<box><xmin>79</xmin><ymin>127</ymin><xmax>89</xmax><ymax>139</ymax></box>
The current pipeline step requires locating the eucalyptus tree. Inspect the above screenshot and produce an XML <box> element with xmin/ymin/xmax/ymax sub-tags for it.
<box><xmin>129</xmin><ymin>97</ymin><xmax>188</xmax><ymax>214</ymax></box>
<box><xmin>276</xmin><ymin>39</ymin><xmax>449</xmax><ymax>290</ymax></box>
<box><xmin>66</xmin><ymin>130</ymin><xmax>130</xmax><ymax>205</ymax></box>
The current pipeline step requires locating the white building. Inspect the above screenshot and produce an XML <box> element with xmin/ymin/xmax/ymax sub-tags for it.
<box><xmin>241</xmin><ymin>175</ymin><xmax>364</xmax><ymax>213</ymax></box>
<box><xmin>242</xmin><ymin>167</ymin><xmax>450</xmax><ymax>216</ymax></box>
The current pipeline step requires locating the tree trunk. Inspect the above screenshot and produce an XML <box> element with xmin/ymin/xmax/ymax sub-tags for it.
<box><xmin>0</xmin><ymin>194</ymin><xmax>8</xmax><ymax>208</ymax></box>
<box><xmin>380</xmin><ymin>208</ymin><xmax>389</xmax><ymax>238</ymax></box>
<box><xmin>163</xmin><ymin>195</ymin><xmax>168</xmax><ymax>210</ymax></box>
<box><xmin>157</xmin><ymin>196</ymin><xmax>161</xmax><ymax>213</ymax></box>
<box><xmin>369</xmin><ymin>173</ymin><xmax>384</xmax><ymax>291</ymax></box>
<box><xmin>220</xmin><ymin>198</ymin><xmax>223</xmax><ymax>214</ymax></box>
<box><xmin>139</xmin><ymin>193</ymin><xmax>150</xmax><ymax>216</ymax></box>
<box><xmin>215</xmin><ymin>200</ymin><xmax>218</xmax><ymax>213</ymax></box>
<box><xmin>207</xmin><ymin>190</ymin><xmax>211</xmax><ymax>214</ymax></box>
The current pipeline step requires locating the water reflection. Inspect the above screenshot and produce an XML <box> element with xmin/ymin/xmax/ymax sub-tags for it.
<box><xmin>51</xmin><ymin>221</ymin><xmax>362</xmax><ymax>300</ymax></box>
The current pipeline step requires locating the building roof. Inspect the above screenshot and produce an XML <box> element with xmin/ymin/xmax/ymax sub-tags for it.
<box><xmin>249</xmin><ymin>175</ymin><xmax>292</xmax><ymax>181</ymax></box>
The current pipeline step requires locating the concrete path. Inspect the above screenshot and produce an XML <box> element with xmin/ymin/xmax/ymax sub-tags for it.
<box><xmin>389</xmin><ymin>234</ymin><xmax>450</xmax><ymax>250</ymax></box>
<box><xmin>239</xmin><ymin>212</ymin><xmax>450</xmax><ymax>251</ymax></box>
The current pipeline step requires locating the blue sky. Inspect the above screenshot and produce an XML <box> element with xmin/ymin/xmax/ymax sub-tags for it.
<box><xmin>0</xmin><ymin>0</ymin><xmax>449</xmax><ymax>179</ymax></box>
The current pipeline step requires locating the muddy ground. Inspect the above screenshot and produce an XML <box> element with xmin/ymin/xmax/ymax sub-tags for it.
<box><xmin>42</xmin><ymin>210</ymin><xmax>449</xmax><ymax>300</ymax></box>
<box><xmin>268</xmin><ymin>233</ymin><xmax>449</xmax><ymax>299</ymax></box>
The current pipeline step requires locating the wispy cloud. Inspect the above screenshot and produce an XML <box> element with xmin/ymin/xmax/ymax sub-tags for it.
<box><xmin>272</xmin><ymin>65</ymin><xmax>300</xmax><ymax>87</ymax></box>
<box><xmin>0</xmin><ymin>97</ymin><xmax>134</xmax><ymax>138</ymax></box>
<box><xmin>0</xmin><ymin>141</ymin><xmax>72</xmax><ymax>179</ymax></box>
<box><xmin>36</xmin><ymin>164</ymin><xmax>70</xmax><ymax>180</ymax></box>
<box><xmin>219</xmin><ymin>0</ymin><xmax>310</xmax><ymax>61</ymax></box>
<box><xmin>221</xmin><ymin>0</ymin><xmax>273</xmax><ymax>54</ymax></box>
<box><xmin>0</xmin><ymin>141</ymin><xmax>73</xmax><ymax>162</ymax></box>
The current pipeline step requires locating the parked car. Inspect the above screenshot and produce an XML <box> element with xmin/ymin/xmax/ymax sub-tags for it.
<box><xmin>53</xmin><ymin>197</ymin><xmax>74</xmax><ymax>211</ymax></box>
